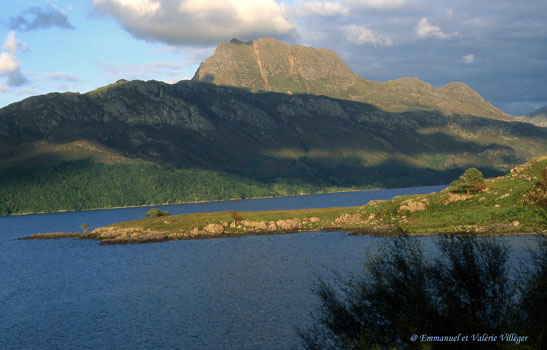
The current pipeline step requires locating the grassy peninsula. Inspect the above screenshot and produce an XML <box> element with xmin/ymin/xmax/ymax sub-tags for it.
<box><xmin>23</xmin><ymin>156</ymin><xmax>547</xmax><ymax>244</ymax></box>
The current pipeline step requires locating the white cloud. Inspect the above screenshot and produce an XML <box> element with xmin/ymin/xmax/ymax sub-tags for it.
<box><xmin>92</xmin><ymin>0</ymin><xmax>295</xmax><ymax>46</ymax></box>
<box><xmin>462</xmin><ymin>54</ymin><xmax>475</xmax><ymax>64</ymax></box>
<box><xmin>0</xmin><ymin>32</ymin><xmax>28</xmax><ymax>90</ymax></box>
<box><xmin>346</xmin><ymin>25</ymin><xmax>392</xmax><ymax>46</ymax></box>
<box><xmin>111</xmin><ymin>0</ymin><xmax>161</xmax><ymax>15</ymax></box>
<box><xmin>2</xmin><ymin>31</ymin><xmax>28</xmax><ymax>55</ymax></box>
<box><xmin>343</xmin><ymin>0</ymin><xmax>410</xmax><ymax>10</ymax></box>
<box><xmin>295</xmin><ymin>1</ymin><xmax>349</xmax><ymax>16</ymax></box>
<box><xmin>0</xmin><ymin>52</ymin><xmax>20</xmax><ymax>74</ymax></box>
<box><xmin>416</xmin><ymin>17</ymin><xmax>458</xmax><ymax>39</ymax></box>
<box><xmin>3</xmin><ymin>32</ymin><xmax>19</xmax><ymax>53</ymax></box>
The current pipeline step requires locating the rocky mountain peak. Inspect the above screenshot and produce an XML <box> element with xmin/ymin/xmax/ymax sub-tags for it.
<box><xmin>192</xmin><ymin>37</ymin><xmax>360</xmax><ymax>95</ymax></box>
<box><xmin>193</xmin><ymin>37</ymin><xmax>512</xmax><ymax>121</ymax></box>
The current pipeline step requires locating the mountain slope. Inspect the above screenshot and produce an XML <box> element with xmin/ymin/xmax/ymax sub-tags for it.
<box><xmin>516</xmin><ymin>106</ymin><xmax>547</xmax><ymax>127</ymax></box>
<box><xmin>1</xmin><ymin>79</ymin><xmax>545</xmax><ymax>215</ymax></box>
<box><xmin>528</xmin><ymin>106</ymin><xmax>547</xmax><ymax>117</ymax></box>
<box><xmin>193</xmin><ymin>37</ymin><xmax>512</xmax><ymax>121</ymax></box>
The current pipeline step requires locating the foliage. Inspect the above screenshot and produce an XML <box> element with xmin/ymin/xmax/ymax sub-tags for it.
<box><xmin>450</xmin><ymin>167</ymin><xmax>485</xmax><ymax>195</ymax></box>
<box><xmin>525</xmin><ymin>167</ymin><xmax>547</xmax><ymax>207</ymax></box>
<box><xmin>0</xmin><ymin>159</ymin><xmax>480</xmax><ymax>216</ymax></box>
<box><xmin>145</xmin><ymin>208</ymin><xmax>170</xmax><ymax>218</ymax></box>
<box><xmin>519</xmin><ymin>235</ymin><xmax>547</xmax><ymax>348</ymax></box>
<box><xmin>301</xmin><ymin>235</ymin><xmax>546</xmax><ymax>350</ymax></box>
<box><xmin>0</xmin><ymin>160</ymin><xmax>333</xmax><ymax>215</ymax></box>
<box><xmin>230</xmin><ymin>211</ymin><xmax>243</xmax><ymax>222</ymax></box>
<box><xmin>80</xmin><ymin>223</ymin><xmax>91</xmax><ymax>233</ymax></box>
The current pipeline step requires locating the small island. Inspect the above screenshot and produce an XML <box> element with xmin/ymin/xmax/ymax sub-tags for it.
<box><xmin>22</xmin><ymin>156</ymin><xmax>547</xmax><ymax>245</ymax></box>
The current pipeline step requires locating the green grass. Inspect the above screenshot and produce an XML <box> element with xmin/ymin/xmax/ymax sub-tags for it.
<box><xmin>358</xmin><ymin>157</ymin><xmax>547</xmax><ymax>233</ymax></box>
<box><xmin>109</xmin><ymin>207</ymin><xmax>357</xmax><ymax>235</ymax></box>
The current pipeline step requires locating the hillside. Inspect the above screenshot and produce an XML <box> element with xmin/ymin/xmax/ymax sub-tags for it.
<box><xmin>529</xmin><ymin>106</ymin><xmax>547</xmax><ymax>117</ymax></box>
<box><xmin>1</xmin><ymin>79</ymin><xmax>546</xmax><ymax>215</ymax></box>
<box><xmin>516</xmin><ymin>106</ymin><xmax>547</xmax><ymax>127</ymax></box>
<box><xmin>193</xmin><ymin>38</ymin><xmax>512</xmax><ymax>121</ymax></box>
<box><xmin>23</xmin><ymin>157</ymin><xmax>547</xmax><ymax>244</ymax></box>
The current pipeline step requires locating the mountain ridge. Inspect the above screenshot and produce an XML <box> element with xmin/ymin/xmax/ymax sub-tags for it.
<box><xmin>193</xmin><ymin>37</ymin><xmax>512</xmax><ymax>121</ymax></box>
<box><xmin>1</xmin><ymin>79</ymin><xmax>545</xmax><ymax>173</ymax></box>
<box><xmin>1</xmin><ymin>61</ymin><xmax>545</xmax><ymax>214</ymax></box>
<box><xmin>516</xmin><ymin>106</ymin><xmax>547</xmax><ymax>127</ymax></box>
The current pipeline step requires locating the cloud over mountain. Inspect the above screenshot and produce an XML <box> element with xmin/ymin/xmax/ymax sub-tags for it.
<box><xmin>416</xmin><ymin>17</ymin><xmax>458</xmax><ymax>39</ymax></box>
<box><xmin>345</xmin><ymin>25</ymin><xmax>392</xmax><ymax>46</ymax></box>
<box><xmin>462</xmin><ymin>54</ymin><xmax>476</xmax><ymax>64</ymax></box>
<box><xmin>92</xmin><ymin>0</ymin><xmax>294</xmax><ymax>45</ymax></box>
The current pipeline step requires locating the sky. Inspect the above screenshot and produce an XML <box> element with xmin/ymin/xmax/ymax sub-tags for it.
<box><xmin>1</xmin><ymin>0</ymin><xmax>546</xmax><ymax>116</ymax></box>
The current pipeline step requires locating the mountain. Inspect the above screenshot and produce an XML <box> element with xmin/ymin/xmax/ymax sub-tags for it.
<box><xmin>1</xmin><ymin>79</ymin><xmax>546</xmax><ymax>215</ymax></box>
<box><xmin>193</xmin><ymin>37</ymin><xmax>512</xmax><ymax>121</ymax></box>
<box><xmin>516</xmin><ymin>106</ymin><xmax>547</xmax><ymax>127</ymax></box>
<box><xmin>529</xmin><ymin>106</ymin><xmax>547</xmax><ymax>117</ymax></box>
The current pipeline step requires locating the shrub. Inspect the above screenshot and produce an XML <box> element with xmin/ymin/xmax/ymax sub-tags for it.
<box><xmin>231</xmin><ymin>211</ymin><xmax>243</xmax><ymax>222</ymax></box>
<box><xmin>145</xmin><ymin>208</ymin><xmax>171</xmax><ymax>218</ymax></box>
<box><xmin>528</xmin><ymin>167</ymin><xmax>547</xmax><ymax>206</ymax></box>
<box><xmin>301</xmin><ymin>235</ymin><xmax>546</xmax><ymax>349</ymax></box>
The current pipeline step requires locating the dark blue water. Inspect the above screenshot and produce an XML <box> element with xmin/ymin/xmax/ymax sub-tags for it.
<box><xmin>0</xmin><ymin>186</ymin><xmax>538</xmax><ymax>350</ymax></box>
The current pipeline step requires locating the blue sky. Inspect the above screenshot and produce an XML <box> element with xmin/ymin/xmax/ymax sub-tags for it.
<box><xmin>1</xmin><ymin>0</ymin><xmax>546</xmax><ymax>116</ymax></box>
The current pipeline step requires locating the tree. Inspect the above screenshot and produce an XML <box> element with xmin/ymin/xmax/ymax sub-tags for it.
<box><xmin>300</xmin><ymin>235</ymin><xmax>545</xmax><ymax>350</ymax></box>
<box><xmin>450</xmin><ymin>167</ymin><xmax>485</xmax><ymax>195</ymax></box>
<box><xmin>144</xmin><ymin>208</ymin><xmax>170</xmax><ymax>218</ymax></box>
<box><xmin>80</xmin><ymin>223</ymin><xmax>91</xmax><ymax>233</ymax></box>
<box><xmin>231</xmin><ymin>211</ymin><xmax>243</xmax><ymax>223</ymax></box>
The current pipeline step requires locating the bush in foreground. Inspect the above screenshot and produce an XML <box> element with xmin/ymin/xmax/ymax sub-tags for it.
<box><xmin>300</xmin><ymin>235</ymin><xmax>546</xmax><ymax>349</ymax></box>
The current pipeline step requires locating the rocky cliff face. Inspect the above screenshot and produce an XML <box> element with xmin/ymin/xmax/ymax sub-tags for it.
<box><xmin>193</xmin><ymin>38</ymin><xmax>359</xmax><ymax>95</ymax></box>
<box><xmin>193</xmin><ymin>37</ymin><xmax>512</xmax><ymax>121</ymax></box>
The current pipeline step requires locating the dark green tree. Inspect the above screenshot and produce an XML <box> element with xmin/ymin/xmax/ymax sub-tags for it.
<box><xmin>80</xmin><ymin>223</ymin><xmax>91</xmax><ymax>233</ymax></box>
<box><xmin>301</xmin><ymin>235</ymin><xmax>545</xmax><ymax>350</ymax></box>
<box><xmin>450</xmin><ymin>168</ymin><xmax>485</xmax><ymax>195</ymax></box>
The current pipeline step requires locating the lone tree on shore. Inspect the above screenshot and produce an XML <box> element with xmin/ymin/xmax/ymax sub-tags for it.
<box><xmin>450</xmin><ymin>167</ymin><xmax>485</xmax><ymax>195</ymax></box>
<box><xmin>80</xmin><ymin>223</ymin><xmax>91</xmax><ymax>233</ymax></box>
<box><xmin>231</xmin><ymin>211</ymin><xmax>243</xmax><ymax>223</ymax></box>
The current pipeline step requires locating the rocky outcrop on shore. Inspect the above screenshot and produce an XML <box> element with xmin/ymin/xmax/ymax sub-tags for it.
<box><xmin>84</xmin><ymin>217</ymin><xmax>325</xmax><ymax>244</ymax></box>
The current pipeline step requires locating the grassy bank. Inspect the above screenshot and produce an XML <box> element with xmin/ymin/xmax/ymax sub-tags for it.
<box><xmin>22</xmin><ymin>157</ymin><xmax>547</xmax><ymax>245</ymax></box>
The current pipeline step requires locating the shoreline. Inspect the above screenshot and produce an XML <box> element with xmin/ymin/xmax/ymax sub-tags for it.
<box><xmin>5</xmin><ymin>184</ymin><xmax>446</xmax><ymax>217</ymax></box>
<box><xmin>17</xmin><ymin>156</ymin><xmax>547</xmax><ymax>245</ymax></box>
<box><xmin>19</xmin><ymin>226</ymin><xmax>544</xmax><ymax>246</ymax></box>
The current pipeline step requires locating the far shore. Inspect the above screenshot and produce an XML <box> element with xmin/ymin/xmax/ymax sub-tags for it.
<box><xmin>6</xmin><ymin>185</ymin><xmax>447</xmax><ymax>217</ymax></box>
